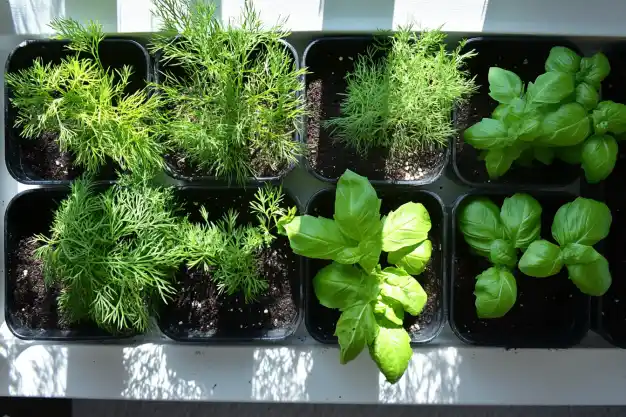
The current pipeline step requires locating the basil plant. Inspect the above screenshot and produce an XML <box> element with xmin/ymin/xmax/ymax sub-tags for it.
<box><xmin>280</xmin><ymin>169</ymin><xmax>433</xmax><ymax>384</ymax></box>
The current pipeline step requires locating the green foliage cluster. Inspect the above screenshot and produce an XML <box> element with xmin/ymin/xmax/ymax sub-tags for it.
<box><xmin>6</xmin><ymin>18</ymin><xmax>163</xmax><ymax>175</ymax></box>
<box><xmin>281</xmin><ymin>169</ymin><xmax>433</xmax><ymax>384</ymax></box>
<box><xmin>459</xmin><ymin>194</ymin><xmax>612</xmax><ymax>319</ymax></box>
<box><xmin>325</xmin><ymin>27</ymin><xmax>477</xmax><ymax>156</ymax></box>
<box><xmin>464</xmin><ymin>46</ymin><xmax>626</xmax><ymax>183</ymax></box>
<box><xmin>151</xmin><ymin>0</ymin><xmax>307</xmax><ymax>184</ymax></box>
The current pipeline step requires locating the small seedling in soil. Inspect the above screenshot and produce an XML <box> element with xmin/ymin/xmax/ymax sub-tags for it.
<box><xmin>325</xmin><ymin>27</ymin><xmax>477</xmax><ymax>157</ymax></box>
<box><xmin>281</xmin><ymin>169</ymin><xmax>433</xmax><ymax>384</ymax></box>
<box><xmin>151</xmin><ymin>0</ymin><xmax>307</xmax><ymax>183</ymax></box>
<box><xmin>6</xmin><ymin>19</ymin><xmax>163</xmax><ymax>177</ymax></box>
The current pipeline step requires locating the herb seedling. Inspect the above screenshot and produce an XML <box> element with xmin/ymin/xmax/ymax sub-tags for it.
<box><xmin>6</xmin><ymin>19</ymin><xmax>163</xmax><ymax>175</ymax></box>
<box><xmin>458</xmin><ymin>194</ymin><xmax>542</xmax><ymax>318</ymax></box>
<box><xmin>519</xmin><ymin>197</ymin><xmax>612</xmax><ymax>296</ymax></box>
<box><xmin>325</xmin><ymin>27</ymin><xmax>477</xmax><ymax>156</ymax></box>
<box><xmin>151</xmin><ymin>0</ymin><xmax>307</xmax><ymax>184</ymax></box>
<box><xmin>281</xmin><ymin>169</ymin><xmax>433</xmax><ymax>384</ymax></box>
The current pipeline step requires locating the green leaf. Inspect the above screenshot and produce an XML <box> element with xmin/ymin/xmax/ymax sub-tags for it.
<box><xmin>533</xmin><ymin>147</ymin><xmax>555</xmax><ymax>165</ymax></box>
<box><xmin>474</xmin><ymin>266</ymin><xmax>517</xmax><ymax>319</ymax></box>
<box><xmin>516</xmin><ymin>114</ymin><xmax>543</xmax><ymax>142</ymax></box>
<box><xmin>464</xmin><ymin>118</ymin><xmax>513</xmax><ymax>150</ymax></box>
<box><xmin>492</xmin><ymin>98</ymin><xmax>526</xmax><ymax>125</ymax></box>
<box><xmin>575</xmin><ymin>82</ymin><xmax>599</xmax><ymax>111</ymax></box>
<box><xmin>458</xmin><ymin>197</ymin><xmax>506</xmax><ymax>256</ymax></box>
<box><xmin>357</xmin><ymin>220</ymin><xmax>383</xmax><ymax>273</ymax></box>
<box><xmin>488</xmin><ymin>67</ymin><xmax>523</xmax><ymax>104</ymax></box>
<box><xmin>555</xmin><ymin>144</ymin><xmax>583</xmax><ymax>164</ymax></box>
<box><xmin>539</xmin><ymin>103</ymin><xmax>590</xmax><ymax>146</ymax></box>
<box><xmin>313</xmin><ymin>263</ymin><xmax>379</xmax><ymax>309</ymax></box>
<box><xmin>518</xmin><ymin>240</ymin><xmax>563</xmax><ymax>278</ymax></box>
<box><xmin>369</xmin><ymin>325</ymin><xmax>412</xmax><ymax>384</ymax></box>
<box><xmin>379</xmin><ymin>267</ymin><xmax>427</xmax><ymax>316</ymax></box>
<box><xmin>560</xmin><ymin>243</ymin><xmax>602</xmax><ymax>265</ymax></box>
<box><xmin>526</xmin><ymin>71</ymin><xmax>575</xmax><ymax>105</ymax></box>
<box><xmin>592</xmin><ymin>101</ymin><xmax>626</xmax><ymax>135</ymax></box>
<box><xmin>552</xmin><ymin>197</ymin><xmax>612</xmax><ymax>246</ymax></box>
<box><xmin>488</xmin><ymin>239</ymin><xmax>517</xmax><ymax>268</ymax></box>
<box><xmin>389</xmin><ymin>240</ymin><xmax>432</xmax><ymax>276</ymax></box>
<box><xmin>374</xmin><ymin>298</ymin><xmax>404</xmax><ymax>326</ymax></box>
<box><xmin>334</xmin><ymin>169</ymin><xmax>381</xmax><ymax>241</ymax></box>
<box><xmin>484</xmin><ymin>146</ymin><xmax>524</xmax><ymax>179</ymax></box>
<box><xmin>567</xmin><ymin>253</ymin><xmax>612</xmax><ymax>296</ymax></box>
<box><xmin>578</xmin><ymin>52</ymin><xmax>610</xmax><ymax>88</ymax></box>
<box><xmin>335</xmin><ymin>302</ymin><xmax>378</xmax><ymax>364</ymax></box>
<box><xmin>283</xmin><ymin>215</ymin><xmax>357</xmax><ymax>261</ymax></box>
<box><xmin>545</xmin><ymin>46</ymin><xmax>581</xmax><ymax>73</ymax></box>
<box><xmin>581</xmin><ymin>134</ymin><xmax>618</xmax><ymax>184</ymax></box>
<box><xmin>381</xmin><ymin>202</ymin><xmax>431</xmax><ymax>252</ymax></box>
<box><xmin>500</xmin><ymin>193</ymin><xmax>542</xmax><ymax>250</ymax></box>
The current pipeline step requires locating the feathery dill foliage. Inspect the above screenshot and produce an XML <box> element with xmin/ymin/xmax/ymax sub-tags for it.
<box><xmin>34</xmin><ymin>177</ymin><xmax>181</xmax><ymax>333</ymax></box>
<box><xmin>325</xmin><ymin>27</ymin><xmax>477</xmax><ymax>156</ymax></box>
<box><xmin>6</xmin><ymin>18</ymin><xmax>163</xmax><ymax>174</ymax></box>
<box><xmin>178</xmin><ymin>186</ymin><xmax>296</xmax><ymax>302</ymax></box>
<box><xmin>151</xmin><ymin>0</ymin><xmax>306</xmax><ymax>183</ymax></box>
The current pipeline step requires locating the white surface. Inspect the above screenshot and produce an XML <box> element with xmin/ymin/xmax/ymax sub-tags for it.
<box><xmin>1</xmin><ymin>1</ymin><xmax>626</xmax><ymax>405</ymax></box>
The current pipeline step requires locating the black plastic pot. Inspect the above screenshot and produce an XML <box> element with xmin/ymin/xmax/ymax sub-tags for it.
<box><xmin>450</xmin><ymin>192</ymin><xmax>591</xmax><ymax>348</ymax></box>
<box><xmin>4</xmin><ymin>38</ymin><xmax>151</xmax><ymax>185</ymax></box>
<box><xmin>154</xmin><ymin>39</ymin><xmax>302</xmax><ymax>184</ymax></box>
<box><xmin>302</xmin><ymin>37</ymin><xmax>449</xmax><ymax>185</ymax></box>
<box><xmin>304</xmin><ymin>187</ymin><xmax>446</xmax><ymax>344</ymax></box>
<box><xmin>157</xmin><ymin>186</ymin><xmax>303</xmax><ymax>343</ymax></box>
<box><xmin>4</xmin><ymin>187</ymin><xmax>130</xmax><ymax>341</ymax></box>
<box><xmin>453</xmin><ymin>37</ymin><xmax>583</xmax><ymax>189</ymax></box>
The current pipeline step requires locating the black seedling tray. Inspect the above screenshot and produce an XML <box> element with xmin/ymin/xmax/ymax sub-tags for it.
<box><xmin>303</xmin><ymin>187</ymin><xmax>446</xmax><ymax>345</ymax></box>
<box><xmin>157</xmin><ymin>186</ymin><xmax>304</xmax><ymax>343</ymax></box>
<box><xmin>452</xmin><ymin>36</ymin><xmax>583</xmax><ymax>189</ymax></box>
<box><xmin>4</xmin><ymin>187</ymin><xmax>133</xmax><ymax>341</ymax></box>
<box><xmin>450</xmin><ymin>191</ymin><xmax>591</xmax><ymax>348</ymax></box>
<box><xmin>154</xmin><ymin>39</ymin><xmax>302</xmax><ymax>184</ymax></box>
<box><xmin>302</xmin><ymin>37</ymin><xmax>449</xmax><ymax>185</ymax></box>
<box><xmin>4</xmin><ymin>38</ymin><xmax>151</xmax><ymax>185</ymax></box>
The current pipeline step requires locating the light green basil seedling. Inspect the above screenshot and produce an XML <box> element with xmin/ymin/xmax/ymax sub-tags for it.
<box><xmin>519</xmin><ymin>197</ymin><xmax>612</xmax><ymax>296</ymax></box>
<box><xmin>474</xmin><ymin>266</ymin><xmax>517</xmax><ymax>318</ymax></box>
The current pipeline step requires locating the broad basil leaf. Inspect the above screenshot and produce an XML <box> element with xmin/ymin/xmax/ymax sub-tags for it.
<box><xmin>388</xmin><ymin>239</ymin><xmax>432</xmax><ymax>275</ymax></box>
<box><xmin>581</xmin><ymin>134</ymin><xmax>618</xmax><ymax>184</ymax></box>
<box><xmin>464</xmin><ymin>118</ymin><xmax>513</xmax><ymax>150</ymax></box>
<box><xmin>567</xmin><ymin>253</ymin><xmax>611</xmax><ymax>296</ymax></box>
<box><xmin>357</xmin><ymin>220</ymin><xmax>383</xmax><ymax>273</ymax></box>
<box><xmin>485</xmin><ymin>145</ymin><xmax>524</xmax><ymax>179</ymax></box>
<box><xmin>492</xmin><ymin>98</ymin><xmax>526</xmax><ymax>125</ymax></box>
<box><xmin>592</xmin><ymin>101</ymin><xmax>626</xmax><ymax>135</ymax></box>
<box><xmin>539</xmin><ymin>103</ymin><xmax>590</xmax><ymax>146</ymax></box>
<box><xmin>545</xmin><ymin>46</ymin><xmax>581</xmax><ymax>73</ymax></box>
<box><xmin>284</xmin><ymin>215</ymin><xmax>358</xmax><ymax>261</ymax></box>
<box><xmin>489</xmin><ymin>239</ymin><xmax>517</xmax><ymax>267</ymax></box>
<box><xmin>561</xmin><ymin>243</ymin><xmax>602</xmax><ymax>265</ymax></box>
<box><xmin>575</xmin><ymin>82</ymin><xmax>599</xmax><ymax>111</ymax></box>
<box><xmin>313</xmin><ymin>263</ymin><xmax>379</xmax><ymax>309</ymax></box>
<box><xmin>578</xmin><ymin>52</ymin><xmax>610</xmax><ymax>88</ymax></box>
<box><xmin>379</xmin><ymin>267</ymin><xmax>427</xmax><ymax>316</ymax></box>
<box><xmin>374</xmin><ymin>298</ymin><xmax>404</xmax><ymax>326</ymax></box>
<box><xmin>381</xmin><ymin>202</ymin><xmax>431</xmax><ymax>252</ymax></box>
<box><xmin>518</xmin><ymin>240</ymin><xmax>563</xmax><ymax>278</ymax></box>
<box><xmin>458</xmin><ymin>197</ymin><xmax>506</xmax><ymax>254</ymax></box>
<box><xmin>334</xmin><ymin>169</ymin><xmax>381</xmax><ymax>241</ymax></box>
<box><xmin>335</xmin><ymin>302</ymin><xmax>378</xmax><ymax>364</ymax></box>
<box><xmin>526</xmin><ymin>71</ymin><xmax>575</xmax><ymax>105</ymax></box>
<box><xmin>533</xmin><ymin>146</ymin><xmax>555</xmax><ymax>165</ymax></box>
<box><xmin>552</xmin><ymin>197</ymin><xmax>612</xmax><ymax>246</ymax></box>
<box><xmin>556</xmin><ymin>144</ymin><xmax>583</xmax><ymax>164</ymax></box>
<box><xmin>516</xmin><ymin>114</ymin><xmax>543</xmax><ymax>142</ymax></box>
<box><xmin>500</xmin><ymin>193</ymin><xmax>542</xmax><ymax>249</ymax></box>
<box><xmin>474</xmin><ymin>266</ymin><xmax>517</xmax><ymax>319</ymax></box>
<box><xmin>488</xmin><ymin>67</ymin><xmax>523</xmax><ymax>104</ymax></box>
<box><xmin>369</xmin><ymin>325</ymin><xmax>412</xmax><ymax>384</ymax></box>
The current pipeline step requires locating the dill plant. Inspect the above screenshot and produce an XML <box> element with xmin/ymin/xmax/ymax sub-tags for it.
<box><xmin>34</xmin><ymin>177</ymin><xmax>181</xmax><ymax>333</ymax></box>
<box><xmin>325</xmin><ymin>27</ymin><xmax>477</xmax><ymax>156</ymax></box>
<box><xmin>178</xmin><ymin>186</ymin><xmax>296</xmax><ymax>302</ymax></box>
<box><xmin>6</xmin><ymin>18</ymin><xmax>163</xmax><ymax>175</ymax></box>
<box><xmin>151</xmin><ymin>0</ymin><xmax>306</xmax><ymax>183</ymax></box>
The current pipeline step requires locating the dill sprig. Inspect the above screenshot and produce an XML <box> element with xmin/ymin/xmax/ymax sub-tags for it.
<box><xmin>151</xmin><ymin>0</ymin><xmax>306</xmax><ymax>183</ymax></box>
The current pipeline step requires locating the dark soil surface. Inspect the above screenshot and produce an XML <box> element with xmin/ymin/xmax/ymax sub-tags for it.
<box><xmin>451</xmin><ymin>193</ymin><xmax>590</xmax><ymax>347</ymax></box>
<box><xmin>305</xmin><ymin>38</ymin><xmax>447</xmax><ymax>182</ymax></box>
<box><xmin>454</xmin><ymin>38</ymin><xmax>580</xmax><ymax>186</ymax></box>
<box><xmin>305</xmin><ymin>189</ymin><xmax>443</xmax><ymax>343</ymax></box>
<box><xmin>159</xmin><ymin>189</ymin><xmax>300</xmax><ymax>340</ymax></box>
<box><xmin>17</xmin><ymin>133</ymin><xmax>82</xmax><ymax>181</ymax></box>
